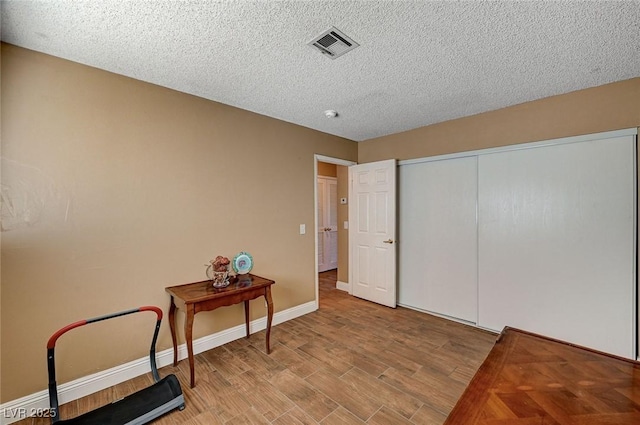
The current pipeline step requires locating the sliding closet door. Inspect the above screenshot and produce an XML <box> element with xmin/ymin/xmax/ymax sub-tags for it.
<box><xmin>478</xmin><ymin>135</ymin><xmax>635</xmax><ymax>358</ymax></box>
<box><xmin>399</xmin><ymin>157</ymin><xmax>478</xmax><ymax>322</ymax></box>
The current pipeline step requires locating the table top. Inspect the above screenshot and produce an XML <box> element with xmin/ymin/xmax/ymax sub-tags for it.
<box><xmin>444</xmin><ymin>327</ymin><xmax>640</xmax><ymax>424</ymax></box>
<box><xmin>165</xmin><ymin>273</ymin><xmax>274</xmax><ymax>304</ymax></box>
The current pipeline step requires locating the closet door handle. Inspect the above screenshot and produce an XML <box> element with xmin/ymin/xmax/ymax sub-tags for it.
<box><xmin>383</xmin><ymin>239</ymin><xmax>394</xmax><ymax>244</ymax></box>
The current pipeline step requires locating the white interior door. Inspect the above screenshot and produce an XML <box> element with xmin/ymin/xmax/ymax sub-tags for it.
<box><xmin>350</xmin><ymin>159</ymin><xmax>397</xmax><ymax>307</ymax></box>
<box><xmin>317</xmin><ymin>177</ymin><xmax>338</xmax><ymax>272</ymax></box>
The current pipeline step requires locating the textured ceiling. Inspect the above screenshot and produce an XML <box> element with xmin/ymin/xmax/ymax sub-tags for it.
<box><xmin>2</xmin><ymin>1</ymin><xmax>640</xmax><ymax>141</ymax></box>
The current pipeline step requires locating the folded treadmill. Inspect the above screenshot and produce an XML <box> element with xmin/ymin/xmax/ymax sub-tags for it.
<box><xmin>47</xmin><ymin>306</ymin><xmax>185</xmax><ymax>424</ymax></box>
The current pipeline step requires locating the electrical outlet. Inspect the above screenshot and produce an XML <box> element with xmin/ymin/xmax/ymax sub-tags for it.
<box><xmin>299</xmin><ymin>224</ymin><xmax>306</xmax><ymax>234</ymax></box>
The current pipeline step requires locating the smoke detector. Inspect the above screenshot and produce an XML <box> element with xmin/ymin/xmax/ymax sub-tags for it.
<box><xmin>308</xmin><ymin>27</ymin><xmax>359</xmax><ymax>59</ymax></box>
<box><xmin>324</xmin><ymin>110</ymin><xmax>338</xmax><ymax>118</ymax></box>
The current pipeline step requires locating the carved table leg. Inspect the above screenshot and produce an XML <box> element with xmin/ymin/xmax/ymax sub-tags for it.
<box><xmin>265</xmin><ymin>286</ymin><xmax>274</xmax><ymax>354</ymax></box>
<box><xmin>185</xmin><ymin>304</ymin><xmax>196</xmax><ymax>388</ymax></box>
<box><xmin>244</xmin><ymin>300</ymin><xmax>250</xmax><ymax>338</ymax></box>
<box><xmin>168</xmin><ymin>297</ymin><xmax>178</xmax><ymax>367</ymax></box>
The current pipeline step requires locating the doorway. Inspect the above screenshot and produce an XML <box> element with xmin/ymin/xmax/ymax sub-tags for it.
<box><xmin>314</xmin><ymin>155</ymin><xmax>356</xmax><ymax>308</ymax></box>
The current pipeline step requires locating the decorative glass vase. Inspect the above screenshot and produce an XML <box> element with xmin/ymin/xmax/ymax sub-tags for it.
<box><xmin>206</xmin><ymin>265</ymin><xmax>230</xmax><ymax>288</ymax></box>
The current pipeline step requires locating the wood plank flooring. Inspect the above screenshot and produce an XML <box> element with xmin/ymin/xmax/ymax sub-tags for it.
<box><xmin>16</xmin><ymin>270</ymin><xmax>497</xmax><ymax>424</ymax></box>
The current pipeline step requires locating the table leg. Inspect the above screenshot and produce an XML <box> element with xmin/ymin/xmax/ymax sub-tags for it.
<box><xmin>184</xmin><ymin>304</ymin><xmax>196</xmax><ymax>388</ymax></box>
<box><xmin>168</xmin><ymin>297</ymin><xmax>178</xmax><ymax>367</ymax></box>
<box><xmin>265</xmin><ymin>286</ymin><xmax>274</xmax><ymax>354</ymax></box>
<box><xmin>244</xmin><ymin>300</ymin><xmax>250</xmax><ymax>338</ymax></box>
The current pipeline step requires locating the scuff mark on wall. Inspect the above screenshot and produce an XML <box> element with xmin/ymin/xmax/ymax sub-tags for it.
<box><xmin>0</xmin><ymin>157</ymin><xmax>71</xmax><ymax>231</ymax></box>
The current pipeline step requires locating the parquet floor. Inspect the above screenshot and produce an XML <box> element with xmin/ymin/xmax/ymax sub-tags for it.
<box><xmin>445</xmin><ymin>327</ymin><xmax>640</xmax><ymax>425</ymax></box>
<box><xmin>16</xmin><ymin>270</ymin><xmax>497</xmax><ymax>424</ymax></box>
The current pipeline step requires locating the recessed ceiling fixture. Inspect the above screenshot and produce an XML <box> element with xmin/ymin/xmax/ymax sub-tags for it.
<box><xmin>324</xmin><ymin>110</ymin><xmax>338</xmax><ymax>118</ymax></box>
<box><xmin>308</xmin><ymin>27</ymin><xmax>359</xmax><ymax>59</ymax></box>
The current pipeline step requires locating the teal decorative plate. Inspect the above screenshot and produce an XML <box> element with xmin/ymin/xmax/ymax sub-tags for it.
<box><xmin>232</xmin><ymin>252</ymin><xmax>253</xmax><ymax>275</ymax></box>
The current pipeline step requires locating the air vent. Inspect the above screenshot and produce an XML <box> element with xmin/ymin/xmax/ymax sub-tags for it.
<box><xmin>308</xmin><ymin>27</ymin><xmax>359</xmax><ymax>59</ymax></box>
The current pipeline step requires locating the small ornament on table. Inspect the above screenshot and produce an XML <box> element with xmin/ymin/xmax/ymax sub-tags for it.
<box><xmin>207</xmin><ymin>255</ymin><xmax>231</xmax><ymax>288</ymax></box>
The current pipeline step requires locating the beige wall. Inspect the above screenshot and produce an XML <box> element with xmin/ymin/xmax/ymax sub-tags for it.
<box><xmin>359</xmin><ymin>78</ymin><xmax>640</xmax><ymax>162</ymax></box>
<box><xmin>317</xmin><ymin>162</ymin><xmax>337</xmax><ymax>178</ymax></box>
<box><xmin>0</xmin><ymin>44</ymin><xmax>357</xmax><ymax>402</ymax></box>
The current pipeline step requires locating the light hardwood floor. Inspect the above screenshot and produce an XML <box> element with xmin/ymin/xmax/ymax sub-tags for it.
<box><xmin>17</xmin><ymin>270</ymin><xmax>496</xmax><ymax>424</ymax></box>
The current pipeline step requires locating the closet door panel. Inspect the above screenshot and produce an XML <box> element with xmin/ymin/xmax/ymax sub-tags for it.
<box><xmin>478</xmin><ymin>136</ymin><xmax>635</xmax><ymax>358</ymax></box>
<box><xmin>399</xmin><ymin>157</ymin><xmax>478</xmax><ymax>322</ymax></box>
<box><xmin>398</xmin><ymin>163</ymin><xmax>429</xmax><ymax>311</ymax></box>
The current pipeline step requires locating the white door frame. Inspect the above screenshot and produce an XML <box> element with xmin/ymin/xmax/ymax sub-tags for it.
<box><xmin>314</xmin><ymin>154</ymin><xmax>356</xmax><ymax>309</ymax></box>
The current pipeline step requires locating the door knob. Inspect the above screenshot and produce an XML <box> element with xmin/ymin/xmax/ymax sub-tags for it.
<box><xmin>383</xmin><ymin>239</ymin><xmax>394</xmax><ymax>244</ymax></box>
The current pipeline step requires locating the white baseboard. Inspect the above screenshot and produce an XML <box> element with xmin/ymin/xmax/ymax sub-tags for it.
<box><xmin>336</xmin><ymin>280</ymin><xmax>350</xmax><ymax>292</ymax></box>
<box><xmin>0</xmin><ymin>301</ymin><xmax>317</xmax><ymax>425</ymax></box>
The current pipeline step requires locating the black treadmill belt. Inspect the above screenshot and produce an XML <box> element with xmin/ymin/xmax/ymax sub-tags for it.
<box><xmin>58</xmin><ymin>375</ymin><xmax>183</xmax><ymax>425</ymax></box>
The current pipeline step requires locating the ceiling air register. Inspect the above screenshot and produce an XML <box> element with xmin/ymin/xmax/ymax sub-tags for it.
<box><xmin>308</xmin><ymin>27</ymin><xmax>359</xmax><ymax>59</ymax></box>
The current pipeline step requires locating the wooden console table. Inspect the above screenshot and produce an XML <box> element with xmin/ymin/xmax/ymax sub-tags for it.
<box><xmin>165</xmin><ymin>274</ymin><xmax>274</xmax><ymax>388</ymax></box>
<box><xmin>445</xmin><ymin>327</ymin><xmax>640</xmax><ymax>424</ymax></box>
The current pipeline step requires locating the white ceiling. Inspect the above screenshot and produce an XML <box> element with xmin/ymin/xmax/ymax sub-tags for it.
<box><xmin>2</xmin><ymin>1</ymin><xmax>639</xmax><ymax>142</ymax></box>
